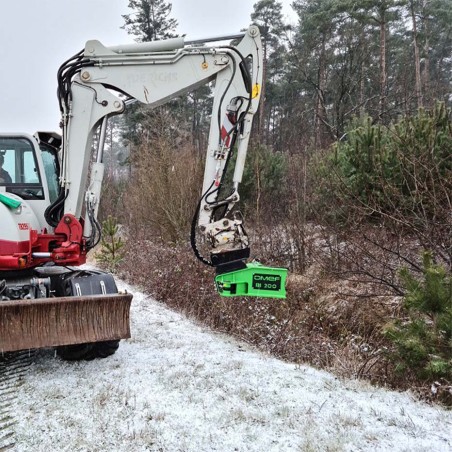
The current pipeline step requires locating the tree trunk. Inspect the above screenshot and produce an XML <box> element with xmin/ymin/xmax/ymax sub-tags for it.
<box><xmin>379</xmin><ymin>9</ymin><xmax>387</xmax><ymax>119</ymax></box>
<box><xmin>421</xmin><ymin>0</ymin><xmax>431</xmax><ymax>106</ymax></box>
<box><xmin>257</xmin><ymin>41</ymin><xmax>267</xmax><ymax>144</ymax></box>
<box><xmin>410</xmin><ymin>1</ymin><xmax>423</xmax><ymax>109</ymax></box>
<box><xmin>314</xmin><ymin>35</ymin><xmax>327</xmax><ymax>148</ymax></box>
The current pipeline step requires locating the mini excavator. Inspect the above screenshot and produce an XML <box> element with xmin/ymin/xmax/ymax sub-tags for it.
<box><xmin>0</xmin><ymin>26</ymin><xmax>287</xmax><ymax>359</ymax></box>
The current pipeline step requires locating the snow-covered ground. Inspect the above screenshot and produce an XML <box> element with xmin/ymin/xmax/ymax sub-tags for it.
<box><xmin>13</xmin><ymin>278</ymin><xmax>452</xmax><ymax>452</ymax></box>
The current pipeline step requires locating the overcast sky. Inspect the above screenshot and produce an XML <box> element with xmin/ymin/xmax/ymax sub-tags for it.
<box><xmin>0</xmin><ymin>0</ymin><xmax>296</xmax><ymax>133</ymax></box>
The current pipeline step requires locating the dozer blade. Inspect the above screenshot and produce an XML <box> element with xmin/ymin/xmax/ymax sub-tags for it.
<box><xmin>0</xmin><ymin>293</ymin><xmax>132</xmax><ymax>353</ymax></box>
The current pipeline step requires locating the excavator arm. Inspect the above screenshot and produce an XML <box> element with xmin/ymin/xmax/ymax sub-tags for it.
<box><xmin>51</xmin><ymin>25</ymin><xmax>287</xmax><ymax>298</ymax></box>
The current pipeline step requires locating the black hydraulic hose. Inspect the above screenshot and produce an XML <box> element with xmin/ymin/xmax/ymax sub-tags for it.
<box><xmin>57</xmin><ymin>53</ymin><xmax>94</xmax><ymax>114</ymax></box>
<box><xmin>217</xmin><ymin>45</ymin><xmax>254</xmax><ymax>148</ymax></box>
<box><xmin>217</xmin><ymin>51</ymin><xmax>237</xmax><ymax>146</ymax></box>
<box><xmin>61</xmin><ymin>61</ymin><xmax>94</xmax><ymax>109</ymax></box>
<box><xmin>92</xmin><ymin>216</ymin><xmax>102</xmax><ymax>247</ymax></box>
<box><xmin>44</xmin><ymin>189</ymin><xmax>68</xmax><ymax>227</ymax></box>
<box><xmin>223</xmin><ymin>45</ymin><xmax>254</xmax><ymax>94</ymax></box>
<box><xmin>85</xmin><ymin>209</ymin><xmax>102</xmax><ymax>250</ymax></box>
<box><xmin>190</xmin><ymin>182</ymin><xmax>216</xmax><ymax>267</ymax></box>
<box><xmin>204</xmin><ymin>124</ymin><xmax>239</xmax><ymax>210</ymax></box>
<box><xmin>57</xmin><ymin>50</ymin><xmax>84</xmax><ymax>111</ymax></box>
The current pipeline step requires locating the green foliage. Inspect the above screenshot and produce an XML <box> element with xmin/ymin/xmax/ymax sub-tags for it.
<box><xmin>95</xmin><ymin>216</ymin><xmax>125</xmax><ymax>272</ymax></box>
<box><xmin>333</xmin><ymin>116</ymin><xmax>394</xmax><ymax>205</ymax></box>
<box><xmin>251</xmin><ymin>0</ymin><xmax>287</xmax><ymax>46</ymax></box>
<box><xmin>384</xmin><ymin>252</ymin><xmax>452</xmax><ymax>382</ymax></box>
<box><xmin>250</xmin><ymin>0</ymin><xmax>290</xmax><ymax>147</ymax></box>
<box><xmin>320</xmin><ymin>103</ymin><xmax>452</xmax><ymax>223</ymax></box>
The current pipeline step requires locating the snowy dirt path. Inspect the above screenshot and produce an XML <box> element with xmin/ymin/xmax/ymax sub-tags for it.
<box><xmin>14</xmin><ymin>279</ymin><xmax>452</xmax><ymax>452</ymax></box>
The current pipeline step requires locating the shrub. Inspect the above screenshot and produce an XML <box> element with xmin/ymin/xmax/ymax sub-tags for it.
<box><xmin>384</xmin><ymin>252</ymin><xmax>452</xmax><ymax>401</ymax></box>
<box><xmin>124</xmin><ymin>121</ymin><xmax>204</xmax><ymax>243</ymax></box>
<box><xmin>95</xmin><ymin>216</ymin><xmax>125</xmax><ymax>272</ymax></box>
<box><xmin>240</xmin><ymin>143</ymin><xmax>289</xmax><ymax>221</ymax></box>
<box><xmin>305</xmin><ymin>103</ymin><xmax>452</xmax><ymax>290</ymax></box>
<box><xmin>310</xmin><ymin>103</ymin><xmax>451</xmax><ymax>222</ymax></box>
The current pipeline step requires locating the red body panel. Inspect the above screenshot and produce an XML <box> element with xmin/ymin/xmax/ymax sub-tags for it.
<box><xmin>0</xmin><ymin>214</ymin><xmax>87</xmax><ymax>270</ymax></box>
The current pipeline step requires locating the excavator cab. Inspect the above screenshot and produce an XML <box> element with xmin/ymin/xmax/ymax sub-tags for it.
<box><xmin>0</xmin><ymin>137</ymin><xmax>44</xmax><ymax>199</ymax></box>
<box><xmin>0</xmin><ymin>133</ymin><xmax>61</xmax><ymax>204</ymax></box>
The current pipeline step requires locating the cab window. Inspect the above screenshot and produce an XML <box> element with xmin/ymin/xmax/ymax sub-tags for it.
<box><xmin>0</xmin><ymin>137</ymin><xmax>44</xmax><ymax>200</ymax></box>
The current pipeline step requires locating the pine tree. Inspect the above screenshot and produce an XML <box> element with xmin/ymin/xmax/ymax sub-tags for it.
<box><xmin>120</xmin><ymin>0</ymin><xmax>180</xmax><ymax>148</ymax></box>
<box><xmin>120</xmin><ymin>0</ymin><xmax>214</xmax><ymax>162</ymax></box>
<box><xmin>384</xmin><ymin>252</ymin><xmax>452</xmax><ymax>385</ymax></box>
<box><xmin>122</xmin><ymin>0</ymin><xmax>178</xmax><ymax>42</ymax></box>
<box><xmin>95</xmin><ymin>216</ymin><xmax>125</xmax><ymax>272</ymax></box>
<box><xmin>416</xmin><ymin>0</ymin><xmax>452</xmax><ymax>106</ymax></box>
<box><xmin>251</xmin><ymin>0</ymin><xmax>289</xmax><ymax>145</ymax></box>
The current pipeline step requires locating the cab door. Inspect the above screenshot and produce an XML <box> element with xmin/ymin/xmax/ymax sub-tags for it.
<box><xmin>0</xmin><ymin>134</ymin><xmax>53</xmax><ymax>231</ymax></box>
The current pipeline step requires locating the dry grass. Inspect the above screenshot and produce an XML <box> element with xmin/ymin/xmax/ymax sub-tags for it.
<box><xmin>114</xmin><ymin>236</ymin><xmax>449</xmax><ymax>404</ymax></box>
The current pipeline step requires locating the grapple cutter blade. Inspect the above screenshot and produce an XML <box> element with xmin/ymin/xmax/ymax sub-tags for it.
<box><xmin>0</xmin><ymin>293</ymin><xmax>132</xmax><ymax>353</ymax></box>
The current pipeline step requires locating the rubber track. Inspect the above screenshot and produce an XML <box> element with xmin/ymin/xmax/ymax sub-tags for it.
<box><xmin>0</xmin><ymin>351</ymin><xmax>34</xmax><ymax>451</ymax></box>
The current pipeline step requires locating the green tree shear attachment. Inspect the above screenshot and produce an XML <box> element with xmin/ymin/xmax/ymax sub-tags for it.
<box><xmin>215</xmin><ymin>262</ymin><xmax>287</xmax><ymax>299</ymax></box>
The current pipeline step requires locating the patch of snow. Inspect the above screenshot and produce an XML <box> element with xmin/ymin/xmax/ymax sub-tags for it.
<box><xmin>14</xmin><ymin>278</ymin><xmax>452</xmax><ymax>451</ymax></box>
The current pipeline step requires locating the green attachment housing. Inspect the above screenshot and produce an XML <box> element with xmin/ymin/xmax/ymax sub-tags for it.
<box><xmin>215</xmin><ymin>262</ymin><xmax>288</xmax><ymax>299</ymax></box>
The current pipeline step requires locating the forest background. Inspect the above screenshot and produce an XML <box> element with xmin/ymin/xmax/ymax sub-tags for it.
<box><xmin>96</xmin><ymin>0</ymin><xmax>452</xmax><ymax>405</ymax></box>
